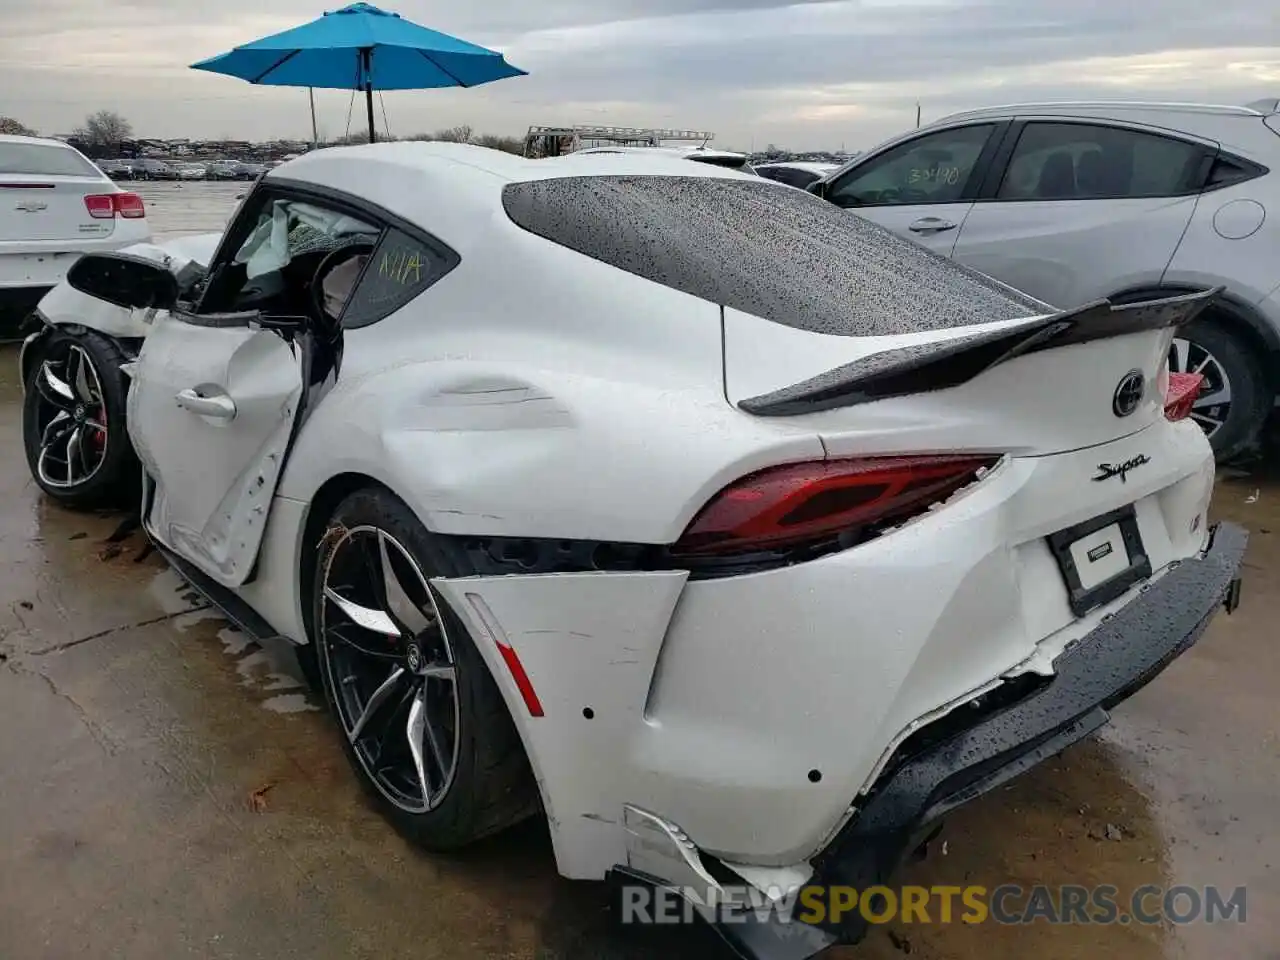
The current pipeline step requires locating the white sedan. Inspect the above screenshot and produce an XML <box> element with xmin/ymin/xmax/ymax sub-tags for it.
<box><xmin>1</xmin><ymin>135</ymin><xmax>151</xmax><ymax>341</ymax></box>
<box><xmin>40</xmin><ymin>143</ymin><xmax>1245</xmax><ymax>956</ymax></box>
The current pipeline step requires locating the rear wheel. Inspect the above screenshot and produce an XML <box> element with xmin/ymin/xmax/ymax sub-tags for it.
<box><xmin>21</xmin><ymin>329</ymin><xmax>139</xmax><ymax>508</ymax></box>
<box><xmin>1168</xmin><ymin>320</ymin><xmax>1271</xmax><ymax>462</ymax></box>
<box><xmin>312</xmin><ymin>487</ymin><xmax>538</xmax><ymax>850</ymax></box>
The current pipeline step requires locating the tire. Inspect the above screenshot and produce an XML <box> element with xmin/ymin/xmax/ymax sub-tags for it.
<box><xmin>1169</xmin><ymin>319</ymin><xmax>1272</xmax><ymax>463</ymax></box>
<box><xmin>311</xmin><ymin>486</ymin><xmax>539</xmax><ymax>850</ymax></box>
<box><xmin>22</xmin><ymin>329</ymin><xmax>139</xmax><ymax>509</ymax></box>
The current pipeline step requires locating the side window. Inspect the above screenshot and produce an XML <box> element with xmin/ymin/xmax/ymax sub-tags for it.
<box><xmin>199</xmin><ymin>192</ymin><xmax>380</xmax><ymax>316</ymax></box>
<box><xmin>827</xmin><ymin>124</ymin><xmax>996</xmax><ymax>208</ymax></box>
<box><xmin>339</xmin><ymin>227</ymin><xmax>457</xmax><ymax>329</ymax></box>
<box><xmin>996</xmin><ymin>122</ymin><xmax>1204</xmax><ymax>201</ymax></box>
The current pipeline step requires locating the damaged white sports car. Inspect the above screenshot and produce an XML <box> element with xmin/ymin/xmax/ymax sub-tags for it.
<box><xmin>28</xmin><ymin>143</ymin><xmax>1245</xmax><ymax>958</ymax></box>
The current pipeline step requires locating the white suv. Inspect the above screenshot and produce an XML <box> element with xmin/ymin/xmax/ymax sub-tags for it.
<box><xmin>811</xmin><ymin>100</ymin><xmax>1280</xmax><ymax>460</ymax></box>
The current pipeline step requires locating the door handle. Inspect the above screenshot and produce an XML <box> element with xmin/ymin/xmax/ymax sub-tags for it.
<box><xmin>908</xmin><ymin>217</ymin><xmax>958</xmax><ymax>235</ymax></box>
<box><xmin>175</xmin><ymin>388</ymin><xmax>236</xmax><ymax>420</ymax></box>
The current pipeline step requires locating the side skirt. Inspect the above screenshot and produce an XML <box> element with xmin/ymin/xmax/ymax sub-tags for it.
<box><xmin>149</xmin><ymin>530</ymin><xmax>295</xmax><ymax>646</ymax></box>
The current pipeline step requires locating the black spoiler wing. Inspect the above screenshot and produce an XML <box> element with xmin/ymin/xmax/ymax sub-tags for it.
<box><xmin>738</xmin><ymin>288</ymin><xmax>1222</xmax><ymax>418</ymax></box>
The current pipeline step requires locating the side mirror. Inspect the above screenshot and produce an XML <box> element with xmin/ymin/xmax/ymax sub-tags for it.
<box><xmin>806</xmin><ymin>179</ymin><xmax>828</xmax><ymax>198</ymax></box>
<box><xmin>66</xmin><ymin>253</ymin><xmax>180</xmax><ymax>311</ymax></box>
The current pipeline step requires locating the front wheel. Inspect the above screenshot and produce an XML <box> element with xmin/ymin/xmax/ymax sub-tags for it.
<box><xmin>21</xmin><ymin>329</ymin><xmax>139</xmax><ymax>508</ymax></box>
<box><xmin>1168</xmin><ymin>321</ymin><xmax>1272</xmax><ymax>462</ymax></box>
<box><xmin>312</xmin><ymin>487</ymin><xmax>539</xmax><ymax>850</ymax></box>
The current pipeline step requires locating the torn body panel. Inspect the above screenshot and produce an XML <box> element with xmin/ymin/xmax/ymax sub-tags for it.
<box><xmin>432</xmin><ymin>570</ymin><xmax>688</xmax><ymax>879</ymax></box>
<box><xmin>128</xmin><ymin>313</ymin><xmax>306</xmax><ymax>587</ymax></box>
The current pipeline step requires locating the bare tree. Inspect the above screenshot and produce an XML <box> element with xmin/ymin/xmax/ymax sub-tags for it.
<box><xmin>0</xmin><ymin>116</ymin><xmax>36</xmax><ymax>136</ymax></box>
<box><xmin>432</xmin><ymin>124</ymin><xmax>473</xmax><ymax>143</ymax></box>
<box><xmin>474</xmin><ymin>133</ymin><xmax>522</xmax><ymax>155</ymax></box>
<box><xmin>74</xmin><ymin>110</ymin><xmax>134</xmax><ymax>148</ymax></box>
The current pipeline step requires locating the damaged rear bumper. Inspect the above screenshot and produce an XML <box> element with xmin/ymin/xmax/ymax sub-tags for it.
<box><xmin>609</xmin><ymin>521</ymin><xmax>1247</xmax><ymax>960</ymax></box>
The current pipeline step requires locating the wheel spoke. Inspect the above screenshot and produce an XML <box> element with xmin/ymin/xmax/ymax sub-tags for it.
<box><xmin>1169</xmin><ymin>339</ymin><xmax>1191</xmax><ymax>374</ymax></box>
<box><xmin>324</xmin><ymin>585</ymin><xmax>400</xmax><ymax>637</ymax></box>
<box><xmin>1191</xmin><ymin>412</ymin><xmax>1224</xmax><ymax>429</ymax></box>
<box><xmin>421</xmin><ymin>663</ymin><xmax>455</xmax><ymax>682</ymax></box>
<box><xmin>405</xmin><ymin>686</ymin><xmax>433</xmax><ymax>803</ymax></box>
<box><xmin>41</xmin><ymin>411</ymin><xmax>71</xmax><ymax>448</ymax></box>
<box><xmin>420</xmin><ymin>696</ymin><xmax>451</xmax><ymax>792</ymax></box>
<box><xmin>378</xmin><ymin>531</ymin><xmax>432</xmax><ymax>636</ymax></box>
<box><xmin>65</xmin><ymin>427</ymin><xmax>83</xmax><ymax>484</ymax></box>
<box><xmin>349</xmin><ymin>666</ymin><xmax>407</xmax><ymax>742</ymax></box>
<box><xmin>69</xmin><ymin>347</ymin><xmax>96</xmax><ymax>403</ymax></box>
<box><xmin>36</xmin><ymin>362</ymin><xmax>76</xmax><ymax>411</ymax></box>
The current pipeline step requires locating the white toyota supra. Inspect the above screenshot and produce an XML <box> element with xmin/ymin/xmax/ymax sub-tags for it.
<box><xmin>20</xmin><ymin>142</ymin><xmax>1245</xmax><ymax>957</ymax></box>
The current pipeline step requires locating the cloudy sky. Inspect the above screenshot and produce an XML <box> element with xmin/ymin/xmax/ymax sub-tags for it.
<box><xmin>1</xmin><ymin>0</ymin><xmax>1277</xmax><ymax>150</ymax></box>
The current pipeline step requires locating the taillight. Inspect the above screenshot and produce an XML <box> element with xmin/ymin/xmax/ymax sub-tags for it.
<box><xmin>84</xmin><ymin>194</ymin><xmax>115</xmax><ymax>219</ymax></box>
<box><xmin>1164</xmin><ymin>372</ymin><xmax>1203</xmax><ymax>422</ymax></box>
<box><xmin>84</xmin><ymin>192</ymin><xmax>146</xmax><ymax>219</ymax></box>
<box><xmin>114</xmin><ymin>192</ymin><xmax>146</xmax><ymax>218</ymax></box>
<box><xmin>671</xmin><ymin>454</ymin><xmax>999</xmax><ymax>558</ymax></box>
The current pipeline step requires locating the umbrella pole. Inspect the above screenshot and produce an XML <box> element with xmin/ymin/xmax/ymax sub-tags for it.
<box><xmin>361</xmin><ymin>47</ymin><xmax>376</xmax><ymax>143</ymax></box>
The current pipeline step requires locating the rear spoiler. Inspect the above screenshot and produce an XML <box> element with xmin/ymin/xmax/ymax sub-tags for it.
<box><xmin>738</xmin><ymin>288</ymin><xmax>1221</xmax><ymax>418</ymax></box>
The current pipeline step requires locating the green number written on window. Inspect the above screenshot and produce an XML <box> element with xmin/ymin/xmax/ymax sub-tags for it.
<box><xmin>379</xmin><ymin>246</ymin><xmax>427</xmax><ymax>286</ymax></box>
<box><xmin>907</xmin><ymin>166</ymin><xmax>962</xmax><ymax>186</ymax></box>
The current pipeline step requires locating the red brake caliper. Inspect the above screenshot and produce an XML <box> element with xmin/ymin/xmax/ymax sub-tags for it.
<box><xmin>92</xmin><ymin>412</ymin><xmax>107</xmax><ymax>450</ymax></box>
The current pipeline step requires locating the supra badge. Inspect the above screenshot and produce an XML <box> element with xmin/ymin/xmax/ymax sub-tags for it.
<box><xmin>1093</xmin><ymin>454</ymin><xmax>1151</xmax><ymax>483</ymax></box>
<box><xmin>1112</xmin><ymin>369</ymin><xmax>1146</xmax><ymax>418</ymax></box>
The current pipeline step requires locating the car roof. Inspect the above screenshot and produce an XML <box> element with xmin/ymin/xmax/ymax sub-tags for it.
<box><xmin>934</xmin><ymin>100</ymin><xmax>1271</xmax><ymax>125</ymax></box>
<box><xmin>0</xmin><ymin>133</ymin><xmax>81</xmax><ymax>149</ymax></box>
<box><xmin>266</xmin><ymin>141</ymin><xmax>774</xmax><ymax>258</ymax></box>
<box><xmin>270</xmin><ymin>140</ymin><xmax>759</xmax><ymax>188</ymax></box>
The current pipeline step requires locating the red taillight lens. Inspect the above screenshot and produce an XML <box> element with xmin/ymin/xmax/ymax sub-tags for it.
<box><xmin>1164</xmin><ymin>372</ymin><xmax>1203</xmax><ymax>422</ymax></box>
<box><xmin>84</xmin><ymin>192</ymin><xmax>146</xmax><ymax>219</ymax></box>
<box><xmin>84</xmin><ymin>194</ymin><xmax>115</xmax><ymax>219</ymax></box>
<box><xmin>672</xmin><ymin>454</ymin><xmax>999</xmax><ymax>557</ymax></box>
<box><xmin>114</xmin><ymin>191</ymin><xmax>145</xmax><ymax>218</ymax></box>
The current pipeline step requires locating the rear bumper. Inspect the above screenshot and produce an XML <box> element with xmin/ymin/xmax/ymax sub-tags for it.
<box><xmin>613</xmin><ymin>521</ymin><xmax>1246</xmax><ymax>959</ymax></box>
<box><xmin>813</xmin><ymin>522</ymin><xmax>1245</xmax><ymax>934</ymax></box>
<box><xmin>0</xmin><ymin>228</ymin><xmax>152</xmax><ymax>340</ymax></box>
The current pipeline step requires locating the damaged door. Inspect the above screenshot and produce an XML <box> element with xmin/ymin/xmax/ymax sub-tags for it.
<box><xmin>128</xmin><ymin>185</ymin><xmax>380</xmax><ymax>587</ymax></box>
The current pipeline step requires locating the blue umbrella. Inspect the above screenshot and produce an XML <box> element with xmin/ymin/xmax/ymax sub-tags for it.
<box><xmin>190</xmin><ymin>2</ymin><xmax>526</xmax><ymax>142</ymax></box>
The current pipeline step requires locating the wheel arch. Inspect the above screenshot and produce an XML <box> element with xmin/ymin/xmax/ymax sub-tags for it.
<box><xmin>1108</xmin><ymin>282</ymin><xmax>1280</xmax><ymax>391</ymax></box>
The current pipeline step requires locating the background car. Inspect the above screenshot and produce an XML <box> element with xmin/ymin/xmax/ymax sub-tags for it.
<box><xmin>177</xmin><ymin>162</ymin><xmax>208</xmax><ymax>180</ymax></box>
<box><xmin>754</xmin><ymin>160</ymin><xmax>838</xmax><ymax>189</ymax></box>
<box><xmin>31</xmin><ymin>143</ymin><xmax>1244</xmax><ymax>958</ymax></box>
<box><xmin>132</xmin><ymin>158</ymin><xmax>179</xmax><ymax>180</ymax></box>
<box><xmin>809</xmin><ymin>99</ymin><xmax>1280</xmax><ymax>461</ymax></box>
<box><xmin>205</xmin><ymin>161</ymin><xmax>240</xmax><ymax>180</ymax></box>
<box><xmin>1</xmin><ymin>134</ymin><xmax>151</xmax><ymax>342</ymax></box>
<box><xmin>97</xmin><ymin>159</ymin><xmax>134</xmax><ymax>180</ymax></box>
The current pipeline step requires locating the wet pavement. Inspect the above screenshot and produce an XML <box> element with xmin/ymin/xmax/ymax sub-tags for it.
<box><xmin>0</xmin><ymin>339</ymin><xmax>1277</xmax><ymax>959</ymax></box>
<box><xmin>132</xmin><ymin>180</ymin><xmax>245</xmax><ymax>242</ymax></box>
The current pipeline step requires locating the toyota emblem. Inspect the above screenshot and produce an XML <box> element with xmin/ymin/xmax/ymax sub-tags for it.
<box><xmin>1112</xmin><ymin>370</ymin><xmax>1145</xmax><ymax>418</ymax></box>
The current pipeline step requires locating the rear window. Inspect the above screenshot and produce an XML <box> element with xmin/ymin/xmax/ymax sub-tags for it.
<box><xmin>0</xmin><ymin>143</ymin><xmax>101</xmax><ymax>177</ymax></box>
<box><xmin>502</xmin><ymin>176</ymin><xmax>1047</xmax><ymax>337</ymax></box>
